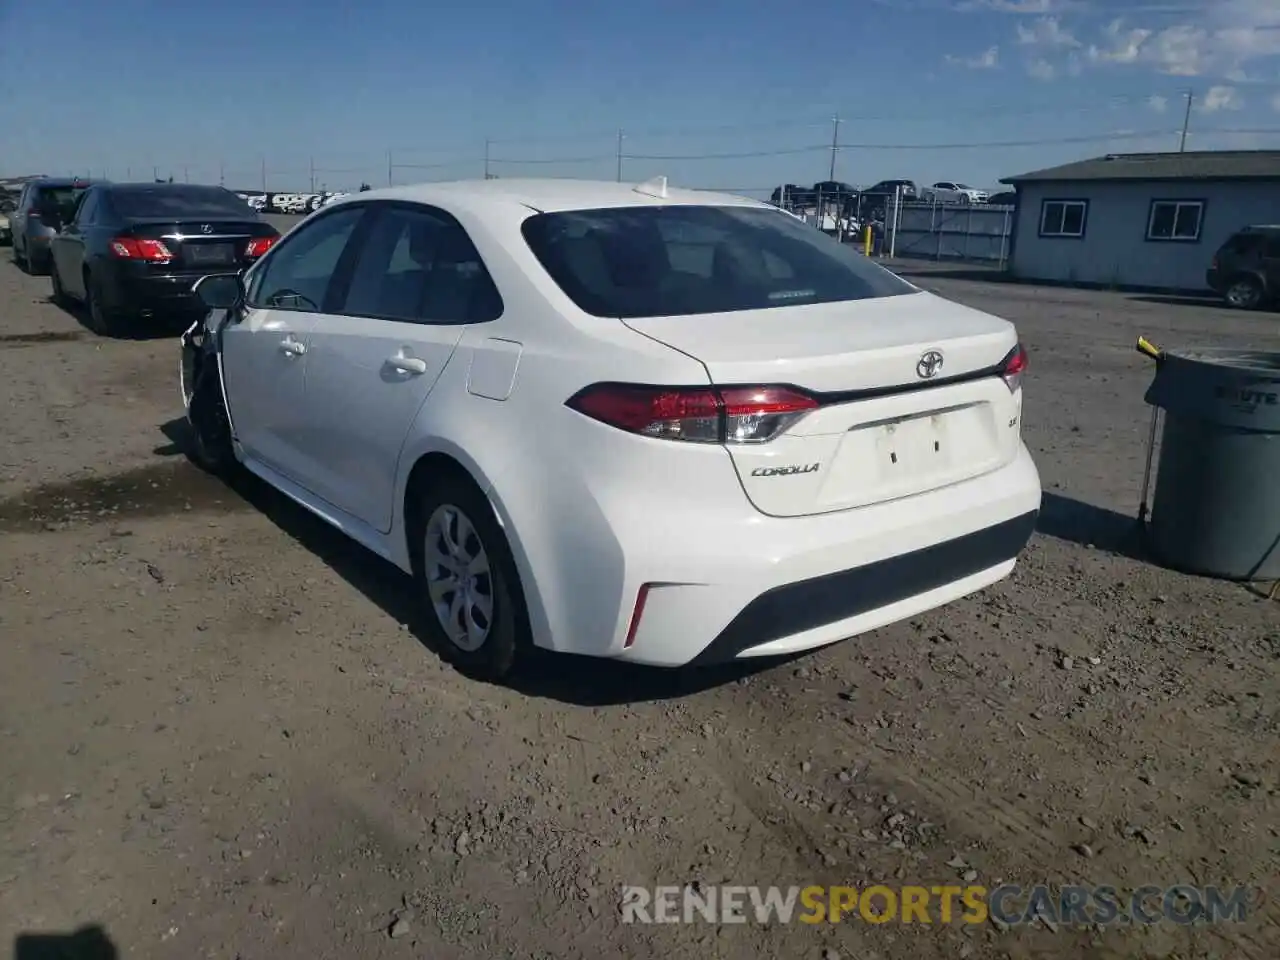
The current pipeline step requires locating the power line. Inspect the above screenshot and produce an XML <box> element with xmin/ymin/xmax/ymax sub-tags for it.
<box><xmin>483</xmin><ymin>156</ymin><xmax>614</xmax><ymax>167</ymax></box>
<box><xmin>623</xmin><ymin>144</ymin><xmax>829</xmax><ymax>161</ymax></box>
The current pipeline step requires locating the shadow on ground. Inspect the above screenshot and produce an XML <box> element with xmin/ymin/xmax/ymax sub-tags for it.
<box><xmin>14</xmin><ymin>925</ymin><xmax>118</xmax><ymax>960</ymax></box>
<box><xmin>1036</xmin><ymin>491</ymin><xmax>1148</xmax><ymax>560</ymax></box>
<box><xmin>47</xmin><ymin>293</ymin><xmax>193</xmax><ymax>342</ymax></box>
<box><xmin>1128</xmin><ymin>293</ymin><xmax>1230</xmax><ymax>310</ymax></box>
<box><xmin>157</xmin><ymin>418</ymin><xmax>787</xmax><ymax>706</ymax></box>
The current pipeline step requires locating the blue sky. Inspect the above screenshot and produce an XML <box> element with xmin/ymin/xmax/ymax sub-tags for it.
<box><xmin>2</xmin><ymin>0</ymin><xmax>1279</xmax><ymax>196</ymax></box>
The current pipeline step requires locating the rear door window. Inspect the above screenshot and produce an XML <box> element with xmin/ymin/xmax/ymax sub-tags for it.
<box><xmin>36</xmin><ymin>186</ymin><xmax>88</xmax><ymax>224</ymax></box>
<box><xmin>1221</xmin><ymin>232</ymin><xmax>1262</xmax><ymax>256</ymax></box>
<box><xmin>521</xmin><ymin>204</ymin><xmax>914</xmax><ymax>320</ymax></box>
<box><xmin>339</xmin><ymin>204</ymin><xmax>503</xmax><ymax>324</ymax></box>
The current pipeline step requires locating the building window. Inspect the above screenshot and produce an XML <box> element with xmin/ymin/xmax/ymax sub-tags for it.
<box><xmin>1039</xmin><ymin>200</ymin><xmax>1087</xmax><ymax>238</ymax></box>
<box><xmin>1146</xmin><ymin>200</ymin><xmax>1204</xmax><ymax>242</ymax></box>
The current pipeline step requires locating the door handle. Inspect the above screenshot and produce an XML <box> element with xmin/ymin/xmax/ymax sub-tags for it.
<box><xmin>280</xmin><ymin>336</ymin><xmax>306</xmax><ymax>357</ymax></box>
<box><xmin>386</xmin><ymin>355</ymin><xmax>427</xmax><ymax>375</ymax></box>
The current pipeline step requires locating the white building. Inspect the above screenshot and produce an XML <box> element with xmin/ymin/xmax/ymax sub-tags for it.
<box><xmin>1001</xmin><ymin>150</ymin><xmax>1280</xmax><ymax>291</ymax></box>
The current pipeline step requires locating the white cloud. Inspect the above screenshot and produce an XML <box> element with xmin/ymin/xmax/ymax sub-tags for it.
<box><xmin>944</xmin><ymin>45</ymin><xmax>1000</xmax><ymax>68</ymax></box>
<box><xmin>1148</xmin><ymin>94</ymin><xmax>1169</xmax><ymax>113</ymax></box>
<box><xmin>1198</xmin><ymin>85</ymin><xmax>1244</xmax><ymax>111</ymax></box>
<box><xmin>1082</xmin><ymin>0</ymin><xmax>1280</xmax><ymax>78</ymax></box>
<box><xmin>1016</xmin><ymin>16</ymin><xmax>1079</xmax><ymax>47</ymax></box>
<box><xmin>1087</xmin><ymin>19</ymin><xmax>1152</xmax><ymax>65</ymax></box>
<box><xmin>1026</xmin><ymin>57</ymin><xmax>1056</xmax><ymax>80</ymax></box>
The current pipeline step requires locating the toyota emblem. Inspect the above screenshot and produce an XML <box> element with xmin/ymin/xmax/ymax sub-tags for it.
<box><xmin>200</xmin><ymin>224</ymin><xmax>213</xmax><ymax>234</ymax></box>
<box><xmin>916</xmin><ymin>350</ymin><xmax>944</xmax><ymax>379</ymax></box>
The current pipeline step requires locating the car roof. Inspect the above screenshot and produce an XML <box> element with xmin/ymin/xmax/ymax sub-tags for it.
<box><xmin>31</xmin><ymin>177</ymin><xmax>96</xmax><ymax>188</ymax></box>
<box><xmin>344</xmin><ymin>178</ymin><xmax>769</xmax><ymax>215</ymax></box>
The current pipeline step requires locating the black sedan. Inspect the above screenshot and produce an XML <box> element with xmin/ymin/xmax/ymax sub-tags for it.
<box><xmin>48</xmin><ymin>182</ymin><xmax>280</xmax><ymax>335</ymax></box>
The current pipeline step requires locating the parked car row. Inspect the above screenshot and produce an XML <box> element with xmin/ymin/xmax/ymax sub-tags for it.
<box><xmin>10</xmin><ymin>177</ymin><xmax>281</xmax><ymax>334</ymax></box>
<box><xmin>771</xmin><ymin>179</ymin><xmax>1015</xmax><ymax>225</ymax></box>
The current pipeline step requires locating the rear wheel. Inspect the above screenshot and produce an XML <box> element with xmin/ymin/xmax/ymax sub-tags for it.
<box><xmin>49</xmin><ymin>258</ymin><xmax>69</xmax><ymax>307</ymax></box>
<box><xmin>85</xmin><ymin>271</ymin><xmax>129</xmax><ymax>336</ymax></box>
<box><xmin>1224</xmin><ymin>275</ymin><xmax>1264</xmax><ymax>310</ymax></box>
<box><xmin>26</xmin><ymin>248</ymin><xmax>47</xmax><ymax>276</ymax></box>
<box><xmin>410</xmin><ymin>476</ymin><xmax>529</xmax><ymax>680</ymax></box>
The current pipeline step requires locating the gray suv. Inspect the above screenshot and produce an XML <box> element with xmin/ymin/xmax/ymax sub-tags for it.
<box><xmin>10</xmin><ymin>178</ymin><xmax>95</xmax><ymax>275</ymax></box>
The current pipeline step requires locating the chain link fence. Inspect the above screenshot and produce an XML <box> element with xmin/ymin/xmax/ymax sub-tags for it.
<box><xmin>771</xmin><ymin>184</ymin><xmax>1015</xmax><ymax>266</ymax></box>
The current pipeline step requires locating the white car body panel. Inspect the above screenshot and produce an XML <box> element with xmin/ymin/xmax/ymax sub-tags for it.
<box><xmin>198</xmin><ymin>178</ymin><xmax>1041</xmax><ymax>668</ymax></box>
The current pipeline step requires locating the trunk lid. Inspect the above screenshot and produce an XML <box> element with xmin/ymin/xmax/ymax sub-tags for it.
<box><xmin>123</xmin><ymin>219</ymin><xmax>277</xmax><ymax>270</ymax></box>
<box><xmin>622</xmin><ymin>291</ymin><xmax>1024</xmax><ymax>517</ymax></box>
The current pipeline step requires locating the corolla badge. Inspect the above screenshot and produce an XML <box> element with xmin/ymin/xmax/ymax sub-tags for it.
<box><xmin>751</xmin><ymin>463</ymin><xmax>820</xmax><ymax>477</ymax></box>
<box><xmin>200</xmin><ymin>224</ymin><xmax>213</xmax><ymax>234</ymax></box>
<box><xmin>916</xmin><ymin>350</ymin><xmax>944</xmax><ymax>379</ymax></box>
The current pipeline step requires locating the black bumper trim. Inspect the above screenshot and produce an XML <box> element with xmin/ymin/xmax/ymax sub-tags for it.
<box><xmin>688</xmin><ymin>510</ymin><xmax>1038</xmax><ymax>667</ymax></box>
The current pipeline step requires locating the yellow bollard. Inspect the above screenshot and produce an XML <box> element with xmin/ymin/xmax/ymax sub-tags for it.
<box><xmin>864</xmin><ymin>224</ymin><xmax>872</xmax><ymax>256</ymax></box>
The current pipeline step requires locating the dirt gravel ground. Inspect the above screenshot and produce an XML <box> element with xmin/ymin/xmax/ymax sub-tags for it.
<box><xmin>1</xmin><ymin>237</ymin><xmax>1278</xmax><ymax>960</ymax></box>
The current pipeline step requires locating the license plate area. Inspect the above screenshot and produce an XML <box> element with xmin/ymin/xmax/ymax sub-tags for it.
<box><xmin>817</xmin><ymin>402</ymin><xmax>999</xmax><ymax>507</ymax></box>
<box><xmin>184</xmin><ymin>242</ymin><xmax>234</xmax><ymax>265</ymax></box>
<box><xmin>867</xmin><ymin>410</ymin><xmax>955</xmax><ymax>472</ymax></box>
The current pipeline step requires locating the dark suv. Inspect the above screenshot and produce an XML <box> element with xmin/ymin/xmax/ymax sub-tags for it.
<box><xmin>10</xmin><ymin>177</ymin><xmax>96</xmax><ymax>275</ymax></box>
<box><xmin>1207</xmin><ymin>225</ymin><xmax>1280</xmax><ymax>310</ymax></box>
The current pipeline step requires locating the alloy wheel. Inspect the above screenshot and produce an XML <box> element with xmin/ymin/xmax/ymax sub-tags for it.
<box><xmin>424</xmin><ymin>504</ymin><xmax>494</xmax><ymax>652</ymax></box>
<box><xmin>1226</xmin><ymin>279</ymin><xmax>1261</xmax><ymax>309</ymax></box>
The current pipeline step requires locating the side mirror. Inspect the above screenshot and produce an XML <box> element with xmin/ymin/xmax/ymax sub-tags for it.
<box><xmin>193</xmin><ymin>273</ymin><xmax>245</xmax><ymax>310</ymax></box>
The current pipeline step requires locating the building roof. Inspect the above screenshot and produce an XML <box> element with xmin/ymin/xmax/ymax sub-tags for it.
<box><xmin>1002</xmin><ymin>150</ymin><xmax>1280</xmax><ymax>185</ymax></box>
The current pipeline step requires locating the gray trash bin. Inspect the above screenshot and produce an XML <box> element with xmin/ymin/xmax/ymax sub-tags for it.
<box><xmin>1144</xmin><ymin>349</ymin><xmax>1280</xmax><ymax>581</ymax></box>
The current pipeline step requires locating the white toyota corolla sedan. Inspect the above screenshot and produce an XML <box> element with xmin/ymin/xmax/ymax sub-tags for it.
<box><xmin>181</xmin><ymin>177</ymin><xmax>1041</xmax><ymax>679</ymax></box>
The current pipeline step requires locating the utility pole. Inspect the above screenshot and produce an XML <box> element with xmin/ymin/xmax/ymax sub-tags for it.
<box><xmin>126</xmin><ymin>167</ymin><xmax>132</xmax><ymax>180</ymax></box>
<box><xmin>483</xmin><ymin>139</ymin><xmax>491</xmax><ymax>179</ymax></box>
<box><xmin>309</xmin><ymin>156</ymin><xmax>316</xmax><ymax>192</ymax></box>
<box><xmin>387</xmin><ymin>150</ymin><xmax>393</xmax><ymax>187</ymax></box>
<box><xmin>152</xmin><ymin>165</ymin><xmax>158</xmax><ymax>182</ymax></box>
<box><xmin>218</xmin><ymin>160</ymin><xmax>225</xmax><ymax>186</ymax></box>
<box><xmin>183</xmin><ymin>165</ymin><xmax>189</xmax><ymax>183</ymax></box>
<box><xmin>1179</xmin><ymin>88</ymin><xmax>1193</xmax><ymax>152</ymax></box>
<box><xmin>260</xmin><ymin>156</ymin><xmax>267</xmax><ymax>192</ymax></box>
<box><xmin>829</xmin><ymin>115</ymin><xmax>841</xmax><ymax>181</ymax></box>
<box><xmin>616</xmin><ymin>129</ymin><xmax>624</xmax><ymax>183</ymax></box>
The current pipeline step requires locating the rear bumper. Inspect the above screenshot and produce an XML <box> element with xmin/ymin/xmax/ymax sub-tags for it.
<box><xmin>540</xmin><ymin>442</ymin><xmax>1041</xmax><ymax>667</ymax></box>
<box><xmin>687</xmin><ymin>510</ymin><xmax>1035</xmax><ymax>665</ymax></box>
<box><xmin>105</xmin><ymin>266</ymin><xmax>209</xmax><ymax>315</ymax></box>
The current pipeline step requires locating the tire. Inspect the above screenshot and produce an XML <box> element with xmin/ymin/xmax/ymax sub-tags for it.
<box><xmin>85</xmin><ymin>271</ymin><xmax>128</xmax><ymax>336</ymax></box>
<box><xmin>186</xmin><ymin>362</ymin><xmax>237</xmax><ymax>475</ymax></box>
<box><xmin>49</xmin><ymin>258</ymin><xmax>69</xmax><ymax>307</ymax></box>
<box><xmin>410</xmin><ymin>476</ymin><xmax>530</xmax><ymax>680</ymax></box>
<box><xmin>12</xmin><ymin>240</ymin><xmax>24</xmax><ymax>271</ymax></box>
<box><xmin>1224</xmin><ymin>275</ymin><xmax>1264</xmax><ymax>310</ymax></box>
<box><xmin>26</xmin><ymin>249</ymin><xmax>47</xmax><ymax>276</ymax></box>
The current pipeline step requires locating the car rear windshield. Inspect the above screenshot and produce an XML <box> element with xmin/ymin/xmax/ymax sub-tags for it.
<box><xmin>36</xmin><ymin>186</ymin><xmax>88</xmax><ymax>220</ymax></box>
<box><xmin>520</xmin><ymin>205</ymin><xmax>916</xmax><ymax>319</ymax></box>
<box><xmin>110</xmin><ymin>186</ymin><xmax>256</xmax><ymax>219</ymax></box>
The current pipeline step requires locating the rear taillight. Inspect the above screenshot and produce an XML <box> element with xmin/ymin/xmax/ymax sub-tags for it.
<box><xmin>244</xmin><ymin>235</ymin><xmax>279</xmax><ymax>258</ymax></box>
<box><xmin>27</xmin><ymin>211</ymin><xmax>41</xmax><ymax>220</ymax></box>
<box><xmin>1000</xmin><ymin>343</ymin><xmax>1027</xmax><ymax>393</ymax></box>
<box><xmin>110</xmin><ymin>237</ymin><xmax>173</xmax><ymax>262</ymax></box>
<box><xmin>566</xmin><ymin>383</ymin><xmax>818</xmax><ymax>444</ymax></box>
